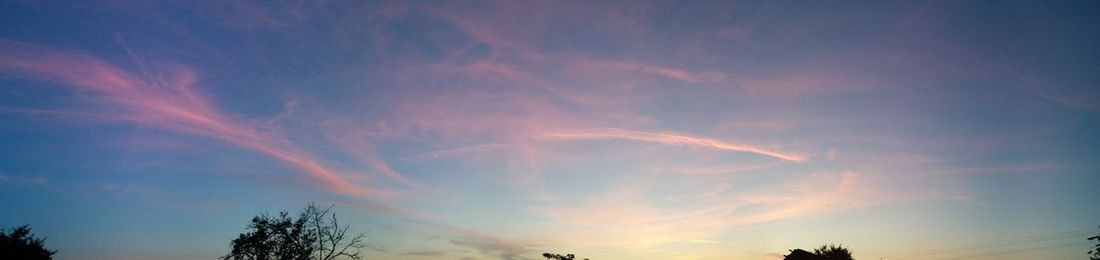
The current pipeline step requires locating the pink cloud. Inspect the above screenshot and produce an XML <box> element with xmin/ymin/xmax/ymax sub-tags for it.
<box><xmin>428</xmin><ymin>5</ymin><xmax>727</xmax><ymax>105</ymax></box>
<box><xmin>732</xmin><ymin>71</ymin><xmax>867</xmax><ymax>96</ymax></box>
<box><xmin>0</xmin><ymin>40</ymin><xmax>386</xmax><ymax>197</ymax></box>
<box><xmin>732</xmin><ymin>171</ymin><xmax>872</xmax><ymax>225</ymax></box>
<box><xmin>1017</xmin><ymin>74</ymin><xmax>1100</xmax><ymax>113</ymax></box>
<box><xmin>540</xmin><ymin>128</ymin><xmax>806</xmax><ymax>162</ymax></box>
<box><xmin>426</xmin><ymin>1</ymin><xmax>652</xmax><ymax>54</ymax></box>
<box><xmin>316</xmin><ymin>126</ymin><xmax>420</xmax><ymax>188</ymax></box>
<box><xmin>197</xmin><ymin>0</ymin><xmax>287</xmax><ymax>29</ymax></box>
<box><xmin>921</xmin><ymin>163</ymin><xmax>1063</xmax><ymax>178</ymax></box>
<box><xmin>447</xmin><ymin>227</ymin><xmax>534</xmax><ymax>260</ymax></box>
<box><xmin>403</xmin><ymin>143</ymin><xmax>511</xmax><ymax>163</ymax></box>
<box><xmin>547</xmin><ymin>55</ymin><xmax>727</xmax><ymax>84</ymax></box>
<box><xmin>657</xmin><ymin>162</ymin><xmax>782</xmax><ymax>176</ymax></box>
<box><xmin>434</xmin><ymin>57</ymin><xmax>715</xmax><ymax>111</ymax></box>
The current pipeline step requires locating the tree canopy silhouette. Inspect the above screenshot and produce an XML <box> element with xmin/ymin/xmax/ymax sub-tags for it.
<box><xmin>223</xmin><ymin>203</ymin><xmax>367</xmax><ymax>260</ymax></box>
<box><xmin>1089</xmin><ymin>226</ymin><xmax>1100</xmax><ymax>260</ymax></box>
<box><xmin>783</xmin><ymin>244</ymin><xmax>853</xmax><ymax>260</ymax></box>
<box><xmin>542</xmin><ymin>252</ymin><xmax>589</xmax><ymax>260</ymax></box>
<box><xmin>783</xmin><ymin>249</ymin><xmax>818</xmax><ymax>260</ymax></box>
<box><xmin>0</xmin><ymin>225</ymin><xmax>56</xmax><ymax>260</ymax></box>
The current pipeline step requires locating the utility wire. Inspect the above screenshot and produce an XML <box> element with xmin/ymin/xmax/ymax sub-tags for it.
<box><xmin>892</xmin><ymin>229</ymin><xmax>1094</xmax><ymax>259</ymax></box>
<box><xmin>939</xmin><ymin>240</ymin><xmax>1092</xmax><ymax>260</ymax></box>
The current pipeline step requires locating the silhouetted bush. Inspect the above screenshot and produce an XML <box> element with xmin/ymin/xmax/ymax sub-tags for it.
<box><xmin>0</xmin><ymin>225</ymin><xmax>55</xmax><ymax>260</ymax></box>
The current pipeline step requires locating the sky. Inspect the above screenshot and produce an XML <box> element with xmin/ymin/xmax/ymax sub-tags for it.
<box><xmin>1</xmin><ymin>1</ymin><xmax>1099</xmax><ymax>259</ymax></box>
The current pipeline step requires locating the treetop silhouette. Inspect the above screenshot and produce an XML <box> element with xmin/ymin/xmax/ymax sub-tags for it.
<box><xmin>1</xmin><ymin>225</ymin><xmax>56</xmax><ymax>260</ymax></box>
<box><xmin>223</xmin><ymin>203</ymin><xmax>366</xmax><ymax>260</ymax></box>
<box><xmin>542</xmin><ymin>252</ymin><xmax>589</xmax><ymax>260</ymax></box>
<box><xmin>1088</xmin><ymin>225</ymin><xmax>1100</xmax><ymax>260</ymax></box>
<box><xmin>783</xmin><ymin>244</ymin><xmax>853</xmax><ymax>260</ymax></box>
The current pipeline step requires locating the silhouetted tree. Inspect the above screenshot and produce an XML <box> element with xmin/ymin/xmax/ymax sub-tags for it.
<box><xmin>0</xmin><ymin>225</ymin><xmax>56</xmax><ymax>260</ymax></box>
<box><xmin>542</xmin><ymin>252</ymin><xmax>589</xmax><ymax>260</ymax></box>
<box><xmin>223</xmin><ymin>203</ymin><xmax>366</xmax><ymax>260</ymax></box>
<box><xmin>812</xmin><ymin>244</ymin><xmax>853</xmax><ymax>260</ymax></box>
<box><xmin>1089</xmin><ymin>226</ymin><xmax>1100</xmax><ymax>260</ymax></box>
<box><xmin>783</xmin><ymin>244</ymin><xmax>853</xmax><ymax>260</ymax></box>
<box><xmin>783</xmin><ymin>249</ymin><xmax>819</xmax><ymax>260</ymax></box>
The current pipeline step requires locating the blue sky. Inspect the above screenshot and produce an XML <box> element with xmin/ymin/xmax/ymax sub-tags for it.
<box><xmin>1</xmin><ymin>1</ymin><xmax>1099</xmax><ymax>259</ymax></box>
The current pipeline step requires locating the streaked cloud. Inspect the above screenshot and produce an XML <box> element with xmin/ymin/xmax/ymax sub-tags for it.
<box><xmin>447</xmin><ymin>227</ymin><xmax>535</xmax><ymax>260</ymax></box>
<box><xmin>2</xmin><ymin>1</ymin><xmax>1096</xmax><ymax>260</ymax></box>
<box><xmin>0</xmin><ymin>40</ymin><xmax>385</xmax><ymax>197</ymax></box>
<box><xmin>541</xmin><ymin>128</ymin><xmax>806</xmax><ymax>162</ymax></box>
<box><xmin>403</xmin><ymin>143</ymin><xmax>511</xmax><ymax>163</ymax></box>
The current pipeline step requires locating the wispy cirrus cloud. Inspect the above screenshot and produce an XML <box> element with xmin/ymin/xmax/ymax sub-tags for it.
<box><xmin>529</xmin><ymin>171</ymin><xmax>897</xmax><ymax>252</ymax></box>
<box><xmin>0</xmin><ymin>40</ymin><xmax>387</xmax><ymax>197</ymax></box>
<box><xmin>5</xmin><ymin>2</ymin><xmax>1086</xmax><ymax>259</ymax></box>
<box><xmin>403</xmin><ymin>143</ymin><xmax>511</xmax><ymax>163</ymax></box>
<box><xmin>541</xmin><ymin>128</ymin><xmax>806</xmax><ymax>162</ymax></box>
<box><xmin>447</xmin><ymin>227</ymin><xmax>536</xmax><ymax>260</ymax></box>
<box><xmin>657</xmin><ymin>162</ymin><xmax>783</xmax><ymax>176</ymax></box>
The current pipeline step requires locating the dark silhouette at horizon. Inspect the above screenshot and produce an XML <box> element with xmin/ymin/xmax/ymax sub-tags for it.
<box><xmin>783</xmin><ymin>244</ymin><xmax>854</xmax><ymax>260</ymax></box>
<box><xmin>222</xmin><ymin>203</ymin><xmax>366</xmax><ymax>260</ymax></box>
<box><xmin>1089</xmin><ymin>225</ymin><xmax>1100</xmax><ymax>260</ymax></box>
<box><xmin>542</xmin><ymin>252</ymin><xmax>589</xmax><ymax>260</ymax></box>
<box><xmin>1</xmin><ymin>225</ymin><xmax>55</xmax><ymax>260</ymax></box>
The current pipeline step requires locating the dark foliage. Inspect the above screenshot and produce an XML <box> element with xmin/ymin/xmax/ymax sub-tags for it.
<box><xmin>542</xmin><ymin>252</ymin><xmax>589</xmax><ymax>260</ymax></box>
<box><xmin>1089</xmin><ymin>226</ymin><xmax>1100</xmax><ymax>260</ymax></box>
<box><xmin>783</xmin><ymin>249</ymin><xmax>818</xmax><ymax>260</ymax></box>
<box><xmin>223</xmin><ymin>203</ymin><xmax>366</xmax><ymax>260</ymax></box>
<box><xmin>813</xmin><ymin>244</ymin><xmax>853</xmax><ymax>260</ymax></box>
<box><xmin>0</xmin><ymin>225</ymin><xmax>56</xmax><ymax>260</ymax></box>
<box><xmin>783</xmin><ymin>244</ymin><xmax>853</xmax><ymax>260</ymax></box>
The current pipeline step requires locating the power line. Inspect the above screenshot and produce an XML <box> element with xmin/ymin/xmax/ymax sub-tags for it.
<box><xmin>939</xmin><ymin>240</ymin><xmax>1092</xmax><ymax>260</ymax></box>
<box><xmin>908</xmin><ymin>229</ymin><xmax>1092</xmax><ymax>256</ymax></box>
<box><xmin>892</xmin><ymin>229</ymin><xmax>1095</xmax><ymax>259</ymax></box>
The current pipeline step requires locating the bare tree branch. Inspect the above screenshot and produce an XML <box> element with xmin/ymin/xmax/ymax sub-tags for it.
<box><xmin>224</xmin><ymin>203</ymin><xmax>367</xmax><ymax>260</ymax></box>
